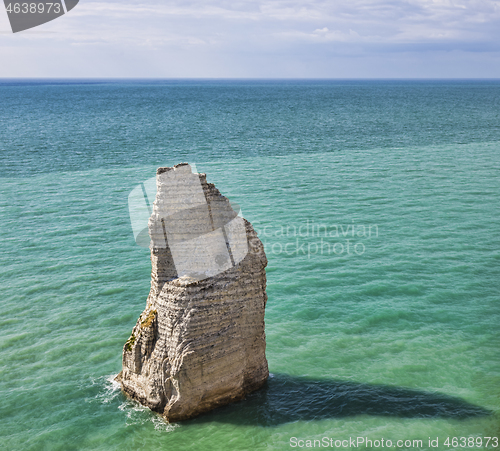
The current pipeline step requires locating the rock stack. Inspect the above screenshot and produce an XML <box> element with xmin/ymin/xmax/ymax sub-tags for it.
<box><xmin>117</xmin><ymin>163</ymin><xmax>269</xmax><ymax>422</ymax></box>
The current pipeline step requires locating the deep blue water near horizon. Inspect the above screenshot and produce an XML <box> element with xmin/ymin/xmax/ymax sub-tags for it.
<box><xmin>0</xmin><ymin>80</ymin><xmax>499</xmax><ymax>450</ymax></box>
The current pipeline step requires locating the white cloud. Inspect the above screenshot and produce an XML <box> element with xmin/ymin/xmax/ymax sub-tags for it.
<box><xmin>62</xmin><ymin>0</ymin><xmax>500</xmax><ymax>45</ymax></box>
<box><xmin>1</xmin><ymin>0</ymin><xmax>500</xmax><ymax>77</ymax></box>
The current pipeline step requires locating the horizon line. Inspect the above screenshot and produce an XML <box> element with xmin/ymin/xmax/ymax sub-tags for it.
<box><xmin>1</xmin><ymin>77</ymin><xmax>500</xmax><ymax>81</ymax></box>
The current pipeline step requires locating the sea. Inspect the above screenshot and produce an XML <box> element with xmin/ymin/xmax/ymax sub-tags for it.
<box><xmin>0</xmin><ymin>79</ymin><xmax>499</xmax><ymax>451</ymax></box>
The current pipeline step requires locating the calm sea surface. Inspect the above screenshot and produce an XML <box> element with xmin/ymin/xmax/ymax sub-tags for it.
<box><xmin>0</xmin><ymin>80</ymin><xmax>499</xmax><ymax>450</ymax></box>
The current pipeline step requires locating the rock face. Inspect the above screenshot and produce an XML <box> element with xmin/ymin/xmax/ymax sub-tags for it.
<box><xmin>117</xmin><ymin>163</ymin><xmax>269</xmax><ymax>422</ymax></box>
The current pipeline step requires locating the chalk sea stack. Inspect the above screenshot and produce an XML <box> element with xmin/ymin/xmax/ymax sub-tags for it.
<box><xmin>116</xmin><ymin>163</ymin><xmax>269</xmax><ymax>422</ymax></box>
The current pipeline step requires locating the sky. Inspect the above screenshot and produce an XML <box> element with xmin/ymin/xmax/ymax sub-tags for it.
<box><xmin>1</xmin><ymin>0</ymin><xmax>500</xmax><ymax>78</ymax></box>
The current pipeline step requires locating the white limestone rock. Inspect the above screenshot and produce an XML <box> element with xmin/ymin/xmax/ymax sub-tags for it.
<box><xmin>117</xmin><ymin>163</ymin><xmax>269</xmax><ymax>422</ymax></box>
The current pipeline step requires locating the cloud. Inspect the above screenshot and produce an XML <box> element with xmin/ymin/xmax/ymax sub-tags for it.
<box><xmin>1</xmin><ymin>0</ymin><xmax>500</xmax><ymax>77</ymax></box>
<box><xmin>62</xmin><ymin>0</ymin><xmax>500</xmax><ymax>46</ymax></box>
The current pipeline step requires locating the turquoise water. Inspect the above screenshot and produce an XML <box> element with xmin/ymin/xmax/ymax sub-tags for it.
<box><xmin>0</xmin><ymin>80</ymin><xmax>499</xmax><ymax>450</ymax></box>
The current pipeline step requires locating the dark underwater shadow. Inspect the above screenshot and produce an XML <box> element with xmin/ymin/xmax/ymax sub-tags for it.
<box><xmin>190</xmin><ymin>373</ymin><xmax>491</xmax><ymax>426</ymax></box>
